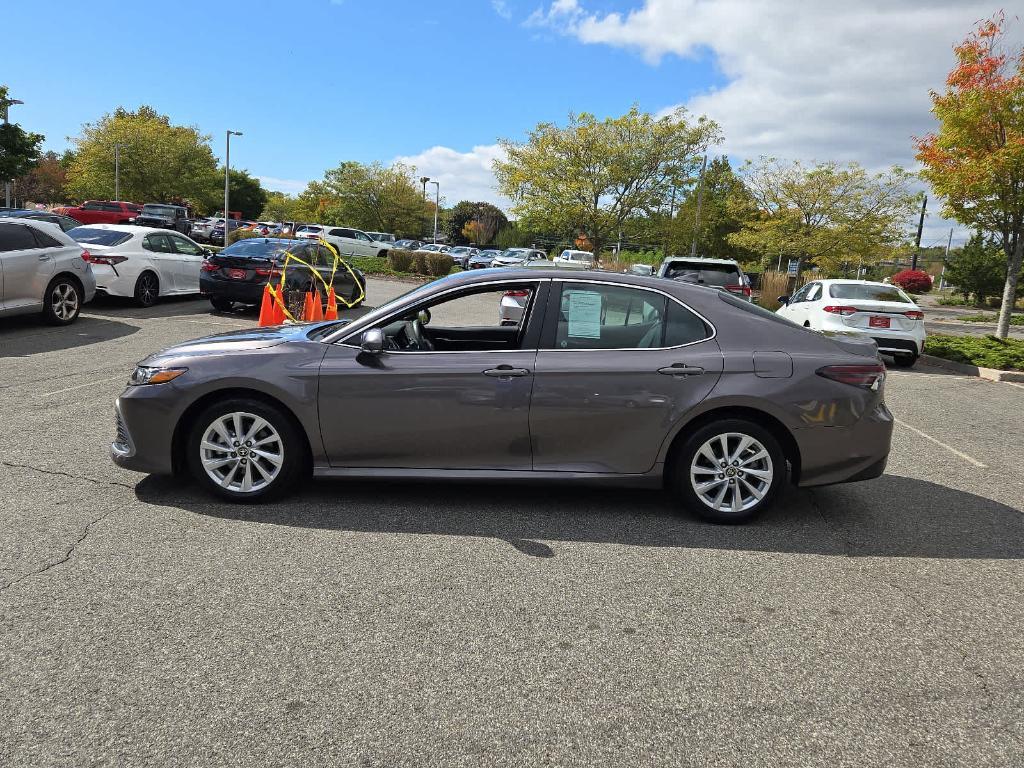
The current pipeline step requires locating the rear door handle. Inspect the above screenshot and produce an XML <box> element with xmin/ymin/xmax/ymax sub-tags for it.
<box><xmin>38</xmin><ymin>253</ymin><xmax>52</xmax><ymax>260</ymax></box>
<box><xmin>658</xmin><ymin>364</ymin><xmax>704</xmax><ymax>377</ymax></box>
<box><xmin>483</xmin><ymin>366</ymin><xmax>531</xmax><ymax>378</ymax></box>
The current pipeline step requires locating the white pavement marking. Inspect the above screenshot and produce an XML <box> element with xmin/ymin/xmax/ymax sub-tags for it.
<box><xmin>894</xmin><ymin>418</ymin><xmax>988</xmax><ymax>468</ymax></box>
<box><xmin>39</xmin><ymin>374</ymin><xmax>127</xmax><ymax>398</ymax></box>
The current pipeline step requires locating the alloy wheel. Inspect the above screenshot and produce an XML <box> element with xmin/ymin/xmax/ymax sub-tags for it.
<box><xmin>138</xmin><ymin>275</ymin><xmax>157</xmax><ymax>306</ymax></box>
<box><xmin>199</xmin><ymin>411</ymin><xmax>284</xmax><ymax>493</ymax></box>
<box><xmin>51</xmin><ymin>283</ymin><xmax>79</xmax><ymax>321</ymax></box>
<box><xmin>689</xmin><ymin>432</ymin><xmax>774</xmax><ymax>514</ymax></box>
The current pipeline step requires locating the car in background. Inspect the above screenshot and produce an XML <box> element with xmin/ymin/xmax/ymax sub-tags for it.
<box><xmin>0</xmin><ymin>208</ymin><xmax>81</xmax><ymax>232</ymax></box>
<box><xmin>209</xmin><ymin>219</ymin><xmax>244</xmax><ymax>245</ymax></box>
<box><xmin>393</xmin><ymin>239</ymin><xmax>424</xmax><ymax>251</ymax></box>
<box><xmin>250</xmin><ymin>221</ymin><xmax>278</xmax><ymax>236</ymax></box>
<box><xmin>417</xmin><ymin>243</ymin><xmax>451</xmax><ymax>254</ymax></box>
<box><xmin>367</xmin><ymin>232</ymin><xmax>395</xmax><ymax>244</ymax></box>
<box><xmin>69</xmin><ymin>224</ymin><xmax>208</xmax><ymax>307</ymax></box>
<box><xmin>0</xmin><ymin>216</ymin><xmax>96</xmax><ymax>324</ymax></box>
<box><xmin>468</xmin><ymin>249</ymin><xmax>502</xmax><ymax>269</ymax></box>
<box><xmin>492</xmin><ymin>248</ymin><xmax>550</xmax><ymax>268</ymax></box>
<box><xmin>658</xmin><ymin>256</ymin><xmax>751</xmax><ymax>301</ymax></box>
<box><xmin>776</xmin><ymin>279</ymin><xmax>926</xmax><ymax>367</ymax></box>
<box><xmin>554</xmin><ymin>249</ymin><xmax>595</xmax><ymax>268</ymax></box>
<box><xmin>55</xmin><ymin>200</ymin><xmax>142</xmax><ymax>225</ymax></box>
<box><xmin>448</xmin><ymin>246</ymin><xmax>479</xmax><ymax>268</ymax></box>
<box><xmin>200</xmin><ymin>237</ymin><xmax>366</xmax><ymax>313</ymax></box>
<box><xmin>134</xmin><ymin>204</ymin><xmax>192</xmax><ymax>235</ymax></box>
<box><xmin>190</xmin><ymin>218</ymin><xmax>219</xmax><ymax>243</ymax></box>
<box><xmin>296</xmin><ymin>225</ymin><xmax>392</xmax><ymax>258</ymax></box>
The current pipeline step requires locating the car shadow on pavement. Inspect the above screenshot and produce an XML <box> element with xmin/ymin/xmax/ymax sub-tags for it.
<box><xmin>0</xmin><ymin>314</ymin><xmax>139</xmax><ymax>358</ymax></box>
<box><xmin>134</xmin><ymin>473</ymin><xmax>1023</xmax><ymax>560</ymax></box>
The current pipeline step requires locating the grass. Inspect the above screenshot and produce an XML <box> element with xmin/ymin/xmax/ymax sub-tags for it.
<box><xmin>924</xmin><ymin>334</ymin><xmax>1024</xmax><ymax>371</ymax></box>
<box><xmin>954</xmin><ymin>312</ymin><xmax>1024</xmax><ymax>325</ymax></box>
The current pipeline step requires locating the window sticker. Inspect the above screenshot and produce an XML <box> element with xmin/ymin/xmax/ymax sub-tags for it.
<box><xmin>567</xmin><ymin>290</ymin><xmax>602</xmax><ymax>338</ymax></box>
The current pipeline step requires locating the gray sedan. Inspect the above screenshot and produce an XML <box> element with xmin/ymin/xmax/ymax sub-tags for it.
<box><xmin>111</xmin><ymin>269</ymin><xmax>893</xmax><ymax>523</ymax></box>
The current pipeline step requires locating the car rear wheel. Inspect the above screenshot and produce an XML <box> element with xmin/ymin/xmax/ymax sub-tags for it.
<box><xmin>671</xmin><ymin>419</ymin><xmax>786</xmax><ymax>524</ymax></box>
<box><xmin>210</xmin><ymin>296</ymin><xmax>234</xmax><ymax>312</ymax></box>
<box><xmin>377</xmin><ymin>250</ymin><xmax>388</xmax><ymax>259</ymax></box>
<box><xmin>41</xmin><ymin>277</ymin><xmax>82</xmax><ymax>325</ymax></box>
<box><xmin>186</xmin><ymin>398</ymin><xmax>305</xmax><ymax>502</ymax></box>
<box><xmin>134</xmin><ymin>272</ymin><xmax>159</xmax><ymax>307</ymax></box>
<box><xmin>890</xmin><ymin>353</ymin><xmax>918</xmax><ymax>368</ymax></box>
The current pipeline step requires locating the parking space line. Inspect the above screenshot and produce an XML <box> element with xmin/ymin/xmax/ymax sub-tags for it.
<box><xmin>894</xmin><ymin>418</ymin><xmax>987</xmax><ymax>468</ymax></box>
<box><xmin>39</xmin><ymin>374</ymin><xmax>127</xmax><ymax>398</ymax></box>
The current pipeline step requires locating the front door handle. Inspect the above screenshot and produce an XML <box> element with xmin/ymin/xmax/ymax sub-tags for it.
<box><xmin>483</xmin><ymin>365</ymin><xmax>531</xmax><ymax>378</ymax></box>
<box><xmin>658</xmin><ymin>364</ymin><xmax>704</xmax><ymax>377</ymax></box>
<box><xmin>38</xmin><ymin>253</ymin><xmax>52</xmax><ymax>260</ymax></box>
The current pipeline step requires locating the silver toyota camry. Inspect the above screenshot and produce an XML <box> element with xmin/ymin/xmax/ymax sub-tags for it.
<box><xmin>112</xmin><ymin>268</ymin><xmax>893</xmax><ymax>523</ymax></box>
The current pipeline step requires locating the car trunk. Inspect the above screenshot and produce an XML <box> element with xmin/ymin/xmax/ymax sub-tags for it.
<box><xmin>834</xmin><ymin>301</ymin><xmax>921</xmax><ymax>332</ymax></box>
<box><xmin>208</xmin><ymin>254</ymin><xmax>278</xmax><ymax>282</ymax></box>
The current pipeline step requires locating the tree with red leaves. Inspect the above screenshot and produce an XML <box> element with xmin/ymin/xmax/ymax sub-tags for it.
<box><xmin>916</xmin><ymin>12</ymin><xmax>1024</xmax><ymax>338</ymax></box>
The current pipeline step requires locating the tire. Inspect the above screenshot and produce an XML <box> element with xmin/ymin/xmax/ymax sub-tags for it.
<box><xmin>134</xmin><ymin>272</ymin><xmax>159</xmax><ymax>307</ymax></box>
<box><xmin>210</xmin><ymin>296</ymin><xmax>234</xmax><ymax>312</ymax></box>
<box><xmin>377</xmin><ymin>250</ymin><xmax>389</xmax><ymax>259</ymax></box>
<box><xmin>890</xmin><ymin>353</ymin><xmax>918</xmax><ymax>368</ymax></box>
<box><xmin>670</xmin><ymin>418</ymin><xmax>786</xmax><ymax>524</ymax></box>
<box><xmin>41</xmin><ymin>276</ymin><xmax>82</xmax><ymax>325</ymax></box>
<box><xmin>186</xmin><ymin>398</ymin><xmax>305</xmax><ymax>502</ymax></box>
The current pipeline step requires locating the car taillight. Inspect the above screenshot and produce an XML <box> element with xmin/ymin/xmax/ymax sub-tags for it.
<box><xmin>725</xmin><ymin>283</ymin><xmax>751</xmax><ymax>297</ymax></box>
<box><xmin>86</xmin><ymin>253</ymin><xmax>129</xmax><ymax>266</ymax></box>
<box><xmin>254</xmin><ymin>267</ymin><xmax>280</xmax><ymax>277</ymax></box>
<box><xmin>201</xmin><ymin>261</ymin><xmax>219</xmax><ymax>272</ymax></box>
<box><xmin>904</xmin><ymin>310</ymin><xmax>924</xmax><ymax>320</ymax></box>
<box><xmin>81</xmin><ymin>249</ymin><xmax>91</xmax><ymax>262</ymax></box>
<box><xmin>817</xmin><ymin>363</ymin><xmax>886</xmax><ymax>390</ymax></box>
<box><xmin>503</xmin><ymin>289</ymin><xmax>530</xmax><ymax>298</ymax></box>
<box><xmin>822</xmin><ymin>305</ymin><xmax>859</xmax><ymax>316</ymax></box>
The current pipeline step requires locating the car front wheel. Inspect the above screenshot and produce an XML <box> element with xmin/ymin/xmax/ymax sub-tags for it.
<box><xmin>671</xmin><ymin>419</ymin><xmax>786</xmax><ymax>524</ymax></box>
<box><xmin>42</xmin><ymin>277</ymin><xmax>82</xmax><ymax>325</ymax></box>
<box><xmin>186</xmin><ymin>398</ymin><xmax>305</xmax><ymax>501</ymax></box>
<box><xmin>134</xmin><ymin>272</ymin><xmax>159</xmax><ymax>307</ymax></box>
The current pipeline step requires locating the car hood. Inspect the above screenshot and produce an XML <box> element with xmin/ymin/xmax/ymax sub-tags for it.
<box><xmin>140</xmin><ymin>321</ymin><xmax>346</xmax><ymax>364</ymax></box>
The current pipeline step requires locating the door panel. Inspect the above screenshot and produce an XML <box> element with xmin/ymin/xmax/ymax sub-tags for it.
<box><xmin>169</xmin><ymin>235</ymin><xmax>204</xmax><ymax>293</ymax></box>
<box><xmin>0</xmin><ymin>223</ymin><xmax>53</xmax><ymax>310</ymax></box>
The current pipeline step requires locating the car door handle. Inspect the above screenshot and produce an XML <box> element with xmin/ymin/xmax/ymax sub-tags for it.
<box><xmin>38</xmin><ymin>253</ymin><xmax>52</xmax><ymax>260</ymax></box>
<box><xmin>658</xmin><ymin>364</ymin><xmax>704</xmax><ymax>377</ymax></box>
<box><xmin>483</xmin><ymin>366</ymin><xmax>531</xmax><ymax>378</ymax></box>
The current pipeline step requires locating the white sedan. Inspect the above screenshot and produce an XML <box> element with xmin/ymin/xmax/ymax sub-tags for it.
<box><xmin>776</xmin><ymin>278</ymin><xmax>926</xmax><ymax>367</ymax></box>
<box><xmin>68</xmin><ymin>224</ymin><xmax>209</xmax><ymax>307</ymax></box>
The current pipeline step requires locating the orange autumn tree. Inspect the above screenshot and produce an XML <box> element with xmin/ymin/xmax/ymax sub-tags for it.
<box><xmin>916</xmin><ymin>12</ymin><xmax>1024</xmax><ymax>338</ymax></box>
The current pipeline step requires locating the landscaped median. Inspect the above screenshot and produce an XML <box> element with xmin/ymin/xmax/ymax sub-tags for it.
<box><xmin>921</xmin><ymin>334</ymin><xmax>1024</xmax><ymax>382</ymax></box>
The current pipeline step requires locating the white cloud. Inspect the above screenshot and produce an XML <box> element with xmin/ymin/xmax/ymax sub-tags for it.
<box><xmin>528</xmin><ymin>0</ymin><xmax>1016</xmax><ymax>244</ymax></box>
<box><xmin>492</xmin><ymin>0</ymin><xmax>512</xmax><ymax>20</ymax></box>
<box><xmin>392</xmin><ymin>144</ymin><xmax>511</xmax><ymax>209</ymax></box>
<box><xmin>257</xmin><ymin>176</ymin><xmax>309</xmax><ymax>195</ymax></box>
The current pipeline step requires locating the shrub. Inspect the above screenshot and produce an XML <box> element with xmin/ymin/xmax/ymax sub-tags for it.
<box><xmin>411</xmin><ymin>251</ymin><xmax>429</xmax><ymax>274</ymax></box>
<box><xmin>388</xmin><ymin>249</ymin><xmax>414</xmax><ymax>272</ymax></box>
<box><xmin>891</xmin><ymin>269</ymin><xmax>933</xmax><ymax>293</ymax></box>
<box><xmin>425</xmin><ymin>252</ymin><xmax>452</xmax><ymax>276</ymax></box>
<box><xmin>925</xmin><ymin>334</ymin><xmax>1024</xmax><ymax>371</ymax></box>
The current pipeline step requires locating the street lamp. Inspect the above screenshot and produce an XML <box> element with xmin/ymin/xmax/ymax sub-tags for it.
<box><xmin>224</xmin><ymin>130</ymin><xmax>243</xmax><ymax>240</ymax></box>
<box><xmin>430</xmin><ymin>181</ymin><xmax>439</xmax><ymax>244</ymax></box>
<box><xmin>419</xmin><ymin>176</ymin><xmax>430</xmax><ymax>200</ymax></box>
<box><xmin>2</xmin><ymin>95</ymin><xmax>25</xmax><ymax>208</ymax></box>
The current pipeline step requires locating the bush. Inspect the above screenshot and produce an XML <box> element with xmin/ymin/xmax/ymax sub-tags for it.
<box><xmin>891</xmin><ymin>269</ymin><xmax>932</xmax><ymax>293</ymax></box>
<box><xmin>411</xmin><ymin>251</ymin><xmax>429</xmax><ymax>274</ymax></box>
<box><xmin>925</xmin><ymin>334</ymin><xmax>1024</xmax><ymax>371</ymax></box>
<box><xmin>388</xmin><ymin>249</ymin><xmax>414</xmax><ymax>272</ymax></box>
<box><xmin>425</xmin><ymin>252</ymin><xmax>452</xmax><ymax>276</ymax></box>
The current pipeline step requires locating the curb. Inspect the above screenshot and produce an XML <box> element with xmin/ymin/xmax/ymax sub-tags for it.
<box><xmin>919</xmin><ymin>354</ymin><xmax>1024</xmax><ymax>383</ymax></box>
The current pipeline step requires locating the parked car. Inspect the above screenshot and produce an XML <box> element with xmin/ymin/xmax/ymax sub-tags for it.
<box><xmin>776</xmin><ymin>279</ymin><xmax>925</xmax><ymax>367</ymax></box>
<box><xmin>0</xmin><ymin>208</ymin><xmax>81</xmax><ymax>232</ymax></box>
<box><xmin>189</xmin><ymin>218</ymin><xmax>219</xmax><ymax>243</ymax></box>
<box><xmin>199</xmin><ymin>237</ymin><xmax>366</xmax><ymax>313</ymax></box>
<box><xmin>367</xmin><ymin>232</ymin><xmax>396</xmax><ymax>243</ymax></box>
<box><xmin>55</xmin><ymin>200</ymin><xmax>142</xmax><ymax>225</ymax></box>
<box><xmin>209</xmin><ymin>219</ymin><xmax>244</xmax><ymax>245</ymax></box>
<box><xmin>68</xmin><ymin>224</ymin><xmax>208</xmax><ymax>307</ymax></box>
<box><xmin>554</xmin><ymin>249</ymin><xmax>595</xmax><ymax>268</ymax></box>
<box><xmin>393</xmin><ymin>239</ymin><xmax>424</xmax><ymax>251</ymax></box>
<box><xmin>468</xmin><ymin>249</ymin><xmax>502</xmax><ymax>269</ymax></box>
<box><xmin>492</xmin><ymin>248</ymin><xmax>550</xmax><ymax>268</ymax></box>
<box><xmin>448</xmin><ymin>246</ymin><xmax>479</xmax><ymax>268</ymax></box>
<box><xmin>134</xmin><ymin>204</ymin><xmax>192</xmax><ymax>235</ymax></box>
<box><xmin>111</xmin><ymin>268</ymin><xmax>893</xmax><ymax>524</ymax></box>
<box><xmin>0</xmin><ymin>217</ymin><xmax>96</xmax><ymax>324</ymax></box>
<box><xmin>658</xmin><ymin>256</ymin><xmax>751</xmax><ymax>301</ymax></box>
<box><xmin>250</xmin><ymin>221</ymin><xmax>278</xmax><ymax>236</ymax></box>
<box><xmin>417</xmin><ymin>243</ymin><xmax>451</xmax><ymax>254</ymax></box>
<box><xmin>295</xmin><ymin>225</ymin><xmax>392</xmax><ymax>258</ymax></box>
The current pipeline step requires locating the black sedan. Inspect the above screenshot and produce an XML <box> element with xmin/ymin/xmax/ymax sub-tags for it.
<box><xmin>200</xmin><ymin>237</ymin><xmax>365</xmax><ymax>312</ymax></box>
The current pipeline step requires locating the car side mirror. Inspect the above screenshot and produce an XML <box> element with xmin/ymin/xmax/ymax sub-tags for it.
<box><xmin>360</xmin><ymin>328</ymin><xmax>384</xmax><ymax>353</ymax></box>
<box><xmin>777</xmin><ymin>295</ymin><xmax>790</xmax><ymax>305</ymax></box>
<box><xmin>416</xmin><ymin>308</ymin><xmax>431</xmax><ymax>326</ymax></box>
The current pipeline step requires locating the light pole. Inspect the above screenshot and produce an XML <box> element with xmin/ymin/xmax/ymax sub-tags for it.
<box><xmin>419</xmin><ymin>176</ymin><xmax>430</xmax><ymax>200</ymax></box>
<box><xmin>430</xmin><ymin>181</ymin><xmax>439</xmax><ymax>243</ymax></box>
<box><xmin>224</xmin><ymin>130</ymin><xmax>243</xmax><ymax>241</ymax></box>
<box><xmin>689</xmin><ymin>155</ymin><xmax>707</xmax><ymax>258</ymax></box>
<box><xmin>2</xmin><ymin>95</ymin><xmax>25</xmax><ymax>208</ymax></box>
<box><xmin>113</xmin><ymin>143</ymin><xmax>124</xmax><ymax>201</ymax></box>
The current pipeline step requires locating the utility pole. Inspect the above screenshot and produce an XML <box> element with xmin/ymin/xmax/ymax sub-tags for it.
<box><xmin>911</xmin><ymin>194</ymin><xmax>927</xmax><ymax>271</ymax></box>
<box><xmin>114</xmin><ymin>144</ymin><xmax>123</xmax><ymax>201</ymax></box>
<box><xmin>940</xmin><ymin>227</ymin><xmax>953</xmax><ymax>289</ymax></box>
<box><xmin>689</xmin><ymin>155</ymin><xmax>707</xmax><ymax>258</ymax></box>
<box><xmin>2</xmin><ymin>93</ymin><xmax>25</xmax><ymax>208</ymax></box>
<box><xmin>420</xmin><ymin>176</ymin><xmax>429</xmax><ymax>200</ymax></box>
<box><xmin>430</xmin><ymin>181</ymin><xmax>439</xmax><ymax>243</ymax></box>
<box><xmin>224</xmin><ymin>130</ymin><xmax>243</xmax><ymax>241</ymax></box>
<box><xmin>664</xmin><ymin>186</ymin><xmax>677</xmax><ymax>256</ymax></box>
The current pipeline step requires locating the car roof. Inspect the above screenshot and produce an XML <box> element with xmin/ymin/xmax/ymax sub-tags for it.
<box><xmin>815</xmin><ymin>278</ymin><xmax>902</xmax><ymax>286</ymax></box>
<box><xmin>661</xmin><ymin>256</ymin><xmax>739</xmax><ymax>266</ymax></box>
<box><xmin>66</xmin><ymin>223</ymin><xmax>171</xmax><ymax>234</ymax></box>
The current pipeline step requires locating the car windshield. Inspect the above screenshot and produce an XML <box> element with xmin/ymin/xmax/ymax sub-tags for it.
<box><xmin>501</xmin><ymin>250</ymin><xmax>528</xmax><ymax>260</ymax></box>
<box><xmin>295</xmin><ymin>226</ymin><xmax>320</xmax><ymax>234</ymax></box>
<box><xmin>829</xmin><ymin>283</ymin><xmax>913</xmax><ymax>303</ymax></box>
<box><xmin>665</xmin><ymin>261</ymin><xmax>740</xmax><ymax>287</ymax></box>
<box><xmin>67</xmin><ymin>227</ymin><xmax>133</xmax><ymax>246</ymax></box>
<box><xmin>220</xmin><ymin>239</ymin><xmax>304</xmax><ymax>258</ymax></box>
<box><xmin>142</xmin><ymin>205</ymin><xmax>175</xmax><ymax>216</ymax></box>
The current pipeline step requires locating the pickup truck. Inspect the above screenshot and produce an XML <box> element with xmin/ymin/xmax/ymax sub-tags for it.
<box><xmin>56</xmin><ymin>200</ymin><xmax>142</xmax><ymax>225</ymax></box>
<box><xmin>134</xmin><ymin>203</ymin><xmax>191</xmax><ymax>234</ymax></box>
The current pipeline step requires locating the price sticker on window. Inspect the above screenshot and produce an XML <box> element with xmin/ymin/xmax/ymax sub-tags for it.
<box><xmin>567</xmin><ymin>290</ymin><xmax>602</xmax><ymax>339</ymax></box>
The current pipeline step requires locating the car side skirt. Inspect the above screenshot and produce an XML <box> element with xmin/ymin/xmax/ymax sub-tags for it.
<box><xmin>312</xmin><ymin>465</ymin><xmax>665</xmax><ymax>488</ymax></box>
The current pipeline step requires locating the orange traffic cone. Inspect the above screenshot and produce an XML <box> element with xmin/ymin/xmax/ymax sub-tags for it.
<box><xmin>301</xmin><ymin>291</ymin><xmax>314</xmax><ymax>321</ymax></box>
<box><xmin>310</xmin><ymin>289</ymin><xmax>324</xmax><ymax>321</ymax></box>
<box><xmin>324</xmin><ymin>287</ymin><xmax>338</xmax><ymax>320</ymax></box>
<box><xmin>269</xmin><ymin>285</ymin><xmax>286</xmax><ymax>324</ymax></box>
<box><xmin>258</xmin><ymin>284</ymin><xmax>275</xmax><ymax>326</ymax></box>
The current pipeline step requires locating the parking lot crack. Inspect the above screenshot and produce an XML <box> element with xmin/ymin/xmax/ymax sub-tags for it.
<box><xmin>805</xmin><ymin>489</ymin><xmax>856</xmax><ymax>556</ymax></box>
<box><xmin>0</xmin><ymin>460</ymin><xmax>134</xmax><ymax>490</ymax></box>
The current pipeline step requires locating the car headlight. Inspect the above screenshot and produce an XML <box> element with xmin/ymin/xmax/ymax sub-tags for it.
<box><xmin>129</xmin><ymin>366</ymin><xmax>188</xmax><ymax>386</ymax></box>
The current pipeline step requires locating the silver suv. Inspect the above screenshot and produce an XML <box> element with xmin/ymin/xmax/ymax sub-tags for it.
<box><xmin>0</xmin><ymin>217</ymin><xmax>96</xmax><ymax>324</ymax></box>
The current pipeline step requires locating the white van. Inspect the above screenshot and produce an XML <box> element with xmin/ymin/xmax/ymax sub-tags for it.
<box><xmin>554</xmin><ymin>249</ymin><xmax>595</xmax><ymax>268</ymax></box>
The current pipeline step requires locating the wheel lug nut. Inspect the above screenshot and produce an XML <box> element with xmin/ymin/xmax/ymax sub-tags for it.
<box><xmin>230</xmin><ymin>451</ymin><xmax>236</xmax><ymax>457</ymax></box>
<box><xmin>732</xmin><ymin>460</ymin><xmax>739</xmax><ymax>466</ymax></box>
<box><xmin>246</xmin><ymin>441</ymin><xmax>252</xmax><ymax>446</ymax></box>
<box><xmin>718</xmin><ymin>473</ymin><xmax>725</xmax><ymax>479</ymax></box>
<box><xmin>240</xmin><ymin>458</ymin><xmax>247</xmax><ymax>464</ymax></box>
<box><xmin>233</xmin><ymin>441</ymin><xmax>239</xmax><ymax>447</ymax></box>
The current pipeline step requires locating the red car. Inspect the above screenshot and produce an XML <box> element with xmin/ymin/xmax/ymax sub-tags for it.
<box><xmin>55</xmin><ymin>200</ymin><xmax>143</xmax><ymax>225</ymax></box>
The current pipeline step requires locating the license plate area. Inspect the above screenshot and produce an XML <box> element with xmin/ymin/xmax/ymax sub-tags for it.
<box><xmin>869</xmin><ymin>316</ymin><xmax>890</xmax><ymax>328</ymax></box>
<box><xmin>228</xmin><ymin>268</ymin><xmax>247</xmax><ymax>280</ymax></box>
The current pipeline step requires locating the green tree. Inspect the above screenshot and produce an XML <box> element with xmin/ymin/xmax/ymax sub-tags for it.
<box><xmin>309</xmin><ymin>161</ymin><xmax>431</xmax><ymax>236</ymax></box>
<box><xmin>495</xmin><ymin>106</ymin><xmax>720</xmax><ymax>256</ymax></box>
<box><xmin>65</xmin><ymin>105</ymin><xmax>218</xmax><ymax>204</ymax></box>
<box><xmin>13</xmin><ymin>150</ymin><xmax>66</xmax><ymax>204</ymax></box>
<box><xmin>260</xmin><ymin>191</ymin><xmax>307</xmax><ymax>222</ymax></box>
<box><xmin>667</xmin><ymin>156</ymin><xmax>756</xmax><ymax>259</ymax></box>
<box><xmin>944</xmin><ymin>232</ymin><xmax>1008</xmax><ymax>304</ymax></box>
<box><xmin>216</xmin><ymin>168</ymin><xmax>267</xmax><ymax>220</ymax></box>
<box><xmin>445</xmin><ymin>200</ymin><xmax>509</xmax><ymax>245</ymax></box>
<box><xmin>728</xmin><ymin>159</ymin><xmax>919</xmax><ymax>276</ymax></box>
<box><xmin>916</xmin><ymin>13</ymin><xmax>1024</xmax><ymax>338</ymax></box>
<box><xmin>0</xmin><ymin>85</ymin><xmax>44</xmax><ymax>188</ymax></box>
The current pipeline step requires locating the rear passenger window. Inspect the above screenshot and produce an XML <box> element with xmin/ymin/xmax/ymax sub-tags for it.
<box><xmin>30</xmin><ymin>227</ymin><xmax>62</xmax><ymax>248</ymax></box>
<box><xmin>0</xmin><ymin>223</ymin><xmax>40</xmax><ymax>251</ymax></box>
<box><xmin>552</xmin><ymin>283</ymin><xmax>667</xmax><ymax>350</ymax></box>
<box><xmin>664</xmin><ymin>302</ymin><xmax>711</xmax><ymax>346</ymax></box>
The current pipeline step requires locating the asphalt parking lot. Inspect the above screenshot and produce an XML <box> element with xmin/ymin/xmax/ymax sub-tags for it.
<box><xmin>1</xmin><ymin>279</ymin><xmax>1022</xmax><ymax>767</ymax></box>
